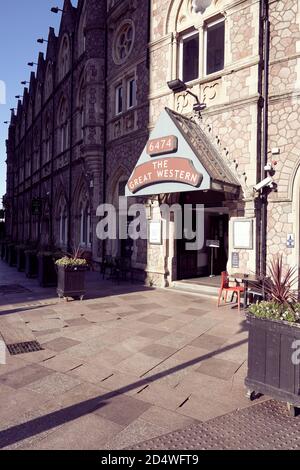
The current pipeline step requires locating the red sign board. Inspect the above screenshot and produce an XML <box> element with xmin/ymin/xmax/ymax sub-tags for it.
<box><xmin>127</xmin><ymin>157</ymin><xmax>203</xmax><ymax>194</ymax></box>
<box><xmin>147</xmin><ymin>135</ymin><xmax>178</xmax><ymax>157</ymax></box>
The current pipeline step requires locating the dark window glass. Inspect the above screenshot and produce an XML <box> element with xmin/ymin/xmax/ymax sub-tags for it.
<box><xmin>206</xmin><ymin>20</ymin><xmax>225</xmax><ymax>75</ymax></box>
<box><xmin>128</xmin><ymin>78</ymin><xmax>136</xmax><ymax>108</ymax></box>
<box><xmin>116</xmin><ymin>86</ymin><xmax>123</xmax><ymax>114</ymax></box>
<box><xmin>182</xmin><ymin>34</ymin><xmax>199</xmax><ymax>83</ymax></box>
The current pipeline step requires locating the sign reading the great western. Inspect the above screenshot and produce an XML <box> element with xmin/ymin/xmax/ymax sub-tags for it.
<box><xmin>147</xmin><ymin>135</ymin><xmax>178</xmax><ymax>157</ymax></box>
<box><xmin>127</xmin><ymin>157</ymin><xmax>203</xmax><ymax>194</ymax></box>
<box><xmin>125</xmin><ymin>108</ymin><xmax>212</xmax><ymax>196</ymax></box>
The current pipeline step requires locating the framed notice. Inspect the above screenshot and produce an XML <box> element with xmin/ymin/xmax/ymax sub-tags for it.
<box><xmin>233</xmin><ymin>219</ymin><xmax>253</xmax><ymax>249</ymax></box>
<box><xmin>149</xmin><ymin>221</ymin><xmax>162</xmax><ymax>245</ymax></box>
<box><xmin>231</xmin><ymin>252</ymin><xmax>240</xmax><ymax>269</ymax></box>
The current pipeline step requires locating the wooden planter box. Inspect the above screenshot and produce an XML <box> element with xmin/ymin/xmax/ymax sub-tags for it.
<box><xmin>245</xmin><ymin>313</ymin><xmax>300</xmax><ymax>415</ymax></box>
<box><xmin>38</xmin><ymin>254</ymin><xmax>58</xmax><ymax>287</ymax></box>
<box><xmin>25</xmin><ymin>251</ymin><xmax>38</xmax><ymax>278</ymax></box>
<box><xmin>7</xmin><ymin>244</ymin><xmax>17</xmax><ymax>267</ymax></box>
<box><xmin>16</xmin><ymin>247</ymin><xmax>26</xmax><ymax>272</ymax></box>
<box><xmin>57</xmin><ymin>265</ymin><xmax>86</xmax><ymax>300</ymax></box>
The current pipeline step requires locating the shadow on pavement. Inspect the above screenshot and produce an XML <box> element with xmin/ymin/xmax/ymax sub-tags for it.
<box><xmin>0</xmin><ymin>337</ymin><xmax>247</xmax><ymax>449</ymax></box>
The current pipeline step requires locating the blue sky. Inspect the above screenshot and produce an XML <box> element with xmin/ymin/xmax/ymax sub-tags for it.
<box><xmin>0</xmin><ymin>1</ymin><xmax>77</xmax><ymax>204</ymax></box>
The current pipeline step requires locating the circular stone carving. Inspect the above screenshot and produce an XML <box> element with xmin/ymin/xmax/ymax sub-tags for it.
<box><xmin>113</xmin><ymin>20</ymin><xmax>135</xmax><ymax>65</ymax></box>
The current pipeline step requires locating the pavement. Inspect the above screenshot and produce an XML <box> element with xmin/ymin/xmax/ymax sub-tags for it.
<box><xmin>0</xmin><ymin>259</ymin><xmax>268</xmax><ymax>450</ymax></box>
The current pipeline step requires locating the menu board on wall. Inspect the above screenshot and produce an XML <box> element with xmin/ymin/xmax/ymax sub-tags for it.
<box><xmin>149</xmin><ymin>221</ymin><xmax>162</xmax><ymax>245</ymax></box>
<box><xmin>233</xmin><ymin>219</ymin><xmax>253</xmax><ymax>249</ymax></box>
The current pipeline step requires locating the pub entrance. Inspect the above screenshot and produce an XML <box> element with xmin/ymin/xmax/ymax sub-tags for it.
<box><xmin>177</xmin><ymin>190</ymin><xmax>229</xmax><ymax>280</ymax></box>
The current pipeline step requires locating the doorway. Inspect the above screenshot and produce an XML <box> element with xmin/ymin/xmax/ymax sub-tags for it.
<box><xmin>177</xmin><ymin>190</ymin><xmax>229</xmax><ymax>280</ymax></box>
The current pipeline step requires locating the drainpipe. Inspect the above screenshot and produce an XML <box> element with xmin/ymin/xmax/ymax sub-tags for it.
<box><xmin>260</xmin><ymin>0</ymin><xmax>270</xmax><ymax>277</ymax></box>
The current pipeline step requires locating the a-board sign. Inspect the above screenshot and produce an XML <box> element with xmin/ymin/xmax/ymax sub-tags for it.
<box><xmin>206</xmin><ymin>240</ymin><xmax>220</xmax><ymax>248</ymax></box>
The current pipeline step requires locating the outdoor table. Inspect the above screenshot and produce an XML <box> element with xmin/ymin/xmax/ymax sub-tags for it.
<box><xmin>230</xmin><ymin>273</ymin><xmax>263</xmax><ymax>309</ymax></box>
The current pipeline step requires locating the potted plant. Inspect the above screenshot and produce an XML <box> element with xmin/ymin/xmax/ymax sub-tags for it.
<box><xmin>37</xmin><ymin>248</ymin><xmax>61</xmax><ymax>288</ymax></box>
<box><xmin>56</xmin><ymin>249</ymin><xmax>89</xmax><ymax>300</ymax></box>
<box><xmin>245</xmin><ymin>256</ymin><xmax>300</xmax><ymax>416</ymax></box>
<box><xmin>25</xmin><ymin>247</ymin><xmax>38</xmax><ymax>278</ymax></box>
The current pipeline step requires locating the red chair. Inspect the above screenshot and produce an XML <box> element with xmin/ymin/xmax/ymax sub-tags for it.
<box><xmin>217</xmin><ymin>271</ymin><xmax>245</xmax><ymax>312</ymax></box>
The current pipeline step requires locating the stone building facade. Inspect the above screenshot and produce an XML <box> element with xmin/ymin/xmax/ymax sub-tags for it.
<box><xmin>4</xmin><ymin>0</ymin><xmax>300</xmax><ymax>288</ymax></box>
<box><xmin>5</xmin><ymin>0</ymin><xmax>108</xmax><ymax>262</ymax></box>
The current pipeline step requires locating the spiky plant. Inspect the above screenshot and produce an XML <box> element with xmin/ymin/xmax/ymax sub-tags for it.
<box><xmin>264</xmin><ymin>255</ymin><xmax>299</xmax><ymax>309</ymax></box>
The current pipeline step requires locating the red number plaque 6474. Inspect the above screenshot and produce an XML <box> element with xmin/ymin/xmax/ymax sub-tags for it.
<box><xmin>147</xmin><ymin>135</ymin><xmax>178</xmax><ymax>157</ymax></box>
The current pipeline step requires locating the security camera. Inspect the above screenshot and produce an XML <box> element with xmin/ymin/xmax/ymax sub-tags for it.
<box><xmin>264</xmin><ymin>163</ymin><xmax>272</xmax><ymax>172</ymax></box>
<box><xmin>253</xmin><ymin>176</ymin><xmax>273</xmax><ymax>192</ymax></box>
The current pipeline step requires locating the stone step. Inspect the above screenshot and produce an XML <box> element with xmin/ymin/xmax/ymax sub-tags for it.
<box><xmin>171</xmin><ymin>280</ymin><xmax>219</xmax><ymax>298</ymax></box>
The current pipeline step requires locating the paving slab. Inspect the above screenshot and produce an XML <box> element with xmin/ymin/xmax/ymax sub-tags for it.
<box><xmin>67</xmin><ymin>362</ymin><xmax>114</xmax><ymax>384</ymax></box>
<box><xmin>103</xmin><ymin>418</ymin><xmax>167</xmax><ymax>450</ymax></box>
<box><xmin>191</xmin><ymin>334</ymin><xmax>228</xmax><ymax>351</ymax></box>
<box><xmin>41</xmin><ymin>352</ymin><xmax>84</xmax><ymax>373</ymax></box>
<box><xmin>138</xmin><ymin>313</ymin><xmax>171</xmax><ymax>324</ymax></box>
<box><xmin>0</xmin><ymin>259</ymin><xmax>269</xmax><ymax>450</ymax></box>
<box><xmin>25</xmin><ymin>372</ymin><xmax>82</xmax><ymax>399</ymax></box>
<box><xmin>115</xmin><ymin>353</ymin><xmax>163</xmax><ymax>377</ymax></box>
<box><xmin>0</xmin><ymin>317</ymin><xmax>35</xmax><ymax>344</ymax></box>
<box><xmin>195</xmin><ymin>357</ymin><xmax>242</xmax><ymax>380</ymax></box>
<box><xmin>139</xmin><ymin>405</ymin><xmax>199</xmax><ymax>432</ymax></box>
<box><xmin>136</xmin><ymin>382</ymin><xmax>190</xmax><ymax>411</ymax></box>
<box><xmin>140</xmin><ymin>344</ymin><xmax>177</xmax><ymax>360</ymax></box>
<box><xmin>42</xmin><ymin>337</ymin><xmax>81</xmax><ymax>352</ymax></box>
<box><xmin>0</xmin><ymin>363</ymin><xmax>54</xmax><ymax>389</ymax></box>
<box><xmin>21</xmin><ymin>414</ymin><xmax>123</xmax><ymax>450</ymax></box>
<box><xmin>138</xmin><ymin>328</ymin><xmax>169</xmax><ymax>340</ymax></box>
<box><xmin>93</xmin><ymin>393</ymin><xmax>151</xmax><ymax>426</ymax></box>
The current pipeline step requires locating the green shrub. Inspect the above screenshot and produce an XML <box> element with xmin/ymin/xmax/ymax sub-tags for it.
<box><xmin>248</xmin><ymin>301</ymin><xmax>300</xmax><ymax>323</ymax></box>
<box><xmin>55</xmin><ymin>256</ymin><xmax>88</xmax><ymax>268</ymax></box>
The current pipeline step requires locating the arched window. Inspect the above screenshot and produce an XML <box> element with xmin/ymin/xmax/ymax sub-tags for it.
<box><xmin>80</xmin><ymin>202</ymin><xmax>91</xmax><ymax>247</ymax></box>
<box><xmin>59</xmin><ymin>35</ymin><xmax>70</xmax><ymax>81</ymax></box>
<box><xmin>77</xmin><ymin>80</ymin><xmax>85</xmax><ymax>140</ymax></box>
<box><xmin>58</xmin><ymin>98</ymin><xmax>69</xmax><ymax>153</ymax></box>
<box><xmin>45</xmin><ymin>62</ymin><xmax>53</xmax><ymax>100</ymax></box>
<box><xmin>33</xmin><ymin>127</ymin><xmax>40</xmax><ymax>172</ymax></box>
<box><xmin>44</xmin><ymin>116</ymin><xmax>52</xmax><ymax>163</ymax></box>
<box><xmin>59</xmin><ymin>204</ymin><xmax>68</xmax><ymax>246</ymax></box>
<box><xmin>78</xmin><ymin>8</ymin><xmax>87</xmax><ymax>57</ymax></box>
<box><xmin>27</xmin><ymin>101</ymin><xmax>33</xmax><ymax>129</ymax></box>
<box><xmin>35</xmin><ymin>83</ymin><xmax>42</xmax><ymax>116</ymax></box>
<box><xmin>21</xmin><ymin>112</ymin><xmax>26</xmax><ymax>138</ymax></box>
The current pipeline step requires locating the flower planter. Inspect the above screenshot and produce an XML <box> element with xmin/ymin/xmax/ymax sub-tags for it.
<box><xmin>38</xmin><ymin>254</ymin><xmax>58</xmax><ymax>287</ymax></box>
<box><xmin>57</xmin><ymin>265</ymin><xmax>86</xmax><ymax>300</ymax></box>
<box><xmin>7</xmin><ymin>244</ymin><xmax>17</xmax><ymax>267</ymax></box>
<box><xmin>245</xmin><ymin>313</ymin><xmax>300</xmax><ymax>415</ymax></box>
<box><xmin>16</xmin><ymin>246</ymin><xmax>26</xmax><ymax>272</ymax></box>
<box><xmin>25</xmin><ymin>250</ymin><xmax>38</xmax><ymax>278</ymax></box>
